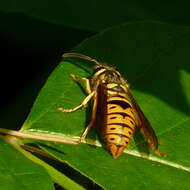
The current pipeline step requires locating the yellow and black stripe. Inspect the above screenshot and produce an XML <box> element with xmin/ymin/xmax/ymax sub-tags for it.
<box><xmin>101</xmin><ymin>83</ymin><xmax>136</xmax><ymax>157</ymax></box>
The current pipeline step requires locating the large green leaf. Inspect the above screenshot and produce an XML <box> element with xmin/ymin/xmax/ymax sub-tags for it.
<box><xmin>21</xmin><ymin>21</ymin><xmax>190</xmax><ymax>189</ymax></box>
<box><xmin>0</xmin><ymin>138</ymin><xmax>54</xmax><ymax>190</ymax></box>
<box><xmin>1</xmin><ymin>1</ymin><xmax>190</xmax><ymax>31</ymax></box>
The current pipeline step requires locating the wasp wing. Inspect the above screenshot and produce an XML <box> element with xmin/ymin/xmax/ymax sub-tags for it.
<box><xmin>127</xmin><ymin>90</ymin><xmax>164</xmax><ymax>156</ymax></box>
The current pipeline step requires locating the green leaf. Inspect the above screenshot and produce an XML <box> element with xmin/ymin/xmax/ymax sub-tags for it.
<box><xmin>0</xmin><ymin>138</ymin><xmax>54</xmax><ymax>190</ymax></box>
<box><xmin>21</xmin><ymin>21</ymin><xmax>190</xmax><ymax>189</ymax></box>
<box><xmin>1</xmin><ymin>1</ymin><xmax>190</xmax><ymax>31</ymax></box>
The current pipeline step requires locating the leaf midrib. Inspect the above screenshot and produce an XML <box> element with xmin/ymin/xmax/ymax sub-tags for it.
<box><xmin>23</xmin><ymin>129</ymin><xmax>190</xmax><ymax>173</ymax></box>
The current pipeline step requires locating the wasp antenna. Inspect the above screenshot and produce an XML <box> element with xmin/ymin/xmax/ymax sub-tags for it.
<box><xmin>62</xmin><ymin>52</ymin><xmax>101</xmax><ymax>66</ymax></box>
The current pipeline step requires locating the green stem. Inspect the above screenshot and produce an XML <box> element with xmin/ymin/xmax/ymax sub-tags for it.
<box><xmin>0</xmin><ymin>128</ymin><xmax>79</xmax><ymax>144</ymax></box>
<box><xmin>2</xmin><ymin>135</ymin><xmax>85</xmax><ymax>190</ymax></box>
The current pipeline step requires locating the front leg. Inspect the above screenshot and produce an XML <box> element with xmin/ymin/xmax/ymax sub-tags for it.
<box><xmin>70</xmin><ymin>74</ymin><xmax>92</xmax><ymax>94</ymax></box>
<box><xmin>57</xmin><ymin>74</ymin><xmax>95</xmax><ymax>142</ymax></box>
<box><xmin>58</xmin><ymin>91</ymin><xmax>97</xmax><ymax>143</ymax></box>
<box><xmin>58</xmin><ymin>91</ymin><xmax>95</xmax><ymax>113</ymax></box>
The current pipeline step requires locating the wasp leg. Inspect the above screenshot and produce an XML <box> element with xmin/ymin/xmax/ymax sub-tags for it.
<box><xmin>153</xmin><ymin>149</ymin><xmax>166</xmax><ymax>157</ymax></box>
<box><xmin>70</xmin><ymin>74</ymin><xmax>92</xmax><ymax>94</ymax></box>
<box><xmin>146</xmin><ymin>137</ymin><xmax>166</xmax><ymax>157</ymax></box>
<box><xmin>78</xmin><ymin>91</ymin><xmax>98</xmax><ymax>142</ymax></box>
<box><xmin>58</xmin><ymin>91</ymin><xmax>95</xmax><ymax>113</ymax></box>
<box><xmin>57</xmin><ymin>91</ymin><xmax>97</xmax><ymax>144</ymax></box>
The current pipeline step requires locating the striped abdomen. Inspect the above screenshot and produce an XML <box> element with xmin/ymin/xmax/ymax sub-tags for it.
<box><xmin>101</xmin><ymin>83</ymin><xmax>136</xmax><ymax>158</ymax></box>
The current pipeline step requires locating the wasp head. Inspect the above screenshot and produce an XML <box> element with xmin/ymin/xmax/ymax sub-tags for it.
<box><xmin>92</xmin><ymin>65</ymin><xmax>122</xmax><ymax>84</ymax></box>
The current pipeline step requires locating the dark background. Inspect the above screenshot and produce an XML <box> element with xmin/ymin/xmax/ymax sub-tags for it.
<box><xmin>0</xmin><ymin>12</ymin><xmax>94</xmax><ymax>130</ymax></box>
<box><xmin>1</xmin><ymin>1</ymin><xmax>190</xmax><ymax>189</ymax></box>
